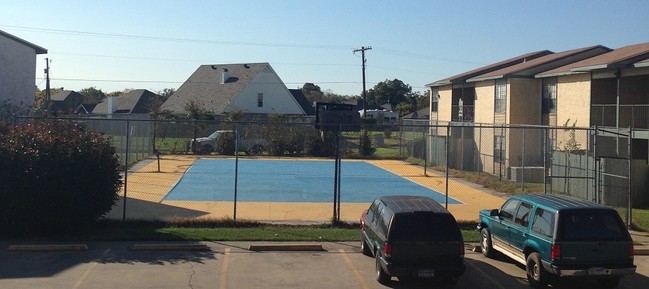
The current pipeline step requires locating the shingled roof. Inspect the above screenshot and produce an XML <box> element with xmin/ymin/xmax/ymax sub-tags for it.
<box><xmin>426</xmin><ymin>50</ymin><xmax>553</xmax><ymax>87</ymax></box>
<box><xmin>160</xmin><ymin>63</ymin><xmax>307</xmax><ymax>116</ymax></box>
<box><xmin>93</xmin><ymin>89</ymin><xmax>163</xmax><ymax>114</ymax></box>
<box><xmin>467</xmin><ymin>45</ymin><xmax>611</xmax><ymax>82</ymax></box>
<box><xmin>159</xmin><ymin>63</ymin><xmax>266</xmax><ymax>114</ymax></box>
<box><xmin>537</xmin><ymin>42</ymin><xmax>649</xmax><ymax>77</ymax></box>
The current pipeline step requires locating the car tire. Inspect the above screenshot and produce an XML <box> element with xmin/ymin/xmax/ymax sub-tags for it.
<box><xmin>376</xmin><ymin>254</ymin><xmax>390</xmax><ymax>284</ymax></box>
<box><xmin>200</xmin><ymin>144</ymin><xmax>213</xmax><ymax>155</ymax></box>
<box><xmin>246</xmin><ymin>144</ymin><xmax>264</xmax><ymax>156</ymax></box>
<box><xmin>480</xmin><ymin>228</ymin><xmax>495</xmax><ymax>258</ymax></box>
<box><xmin>597</xmin><ymin>277</ymin><xmax>621</xmax><ymax>289</ymax></box>
<box><xmin>361</xmin><ymin>238</ymin><xmax>372</xmax><ymax>256</ymax></box>
<box><xmin>526</xmin><ymin>252</ymin><xmax>548</xmax><ymax>288</ymax></box>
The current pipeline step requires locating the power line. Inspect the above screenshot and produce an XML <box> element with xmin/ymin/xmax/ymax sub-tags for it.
<box><xmin>36</xmin><ymin>77</ymin><xmax>360</xmax><ymax>85</ymax></box>
<box><xmin>1</xmin><ymin>25</ymin><xmax>353</xmax><ymax>50</ymax></box>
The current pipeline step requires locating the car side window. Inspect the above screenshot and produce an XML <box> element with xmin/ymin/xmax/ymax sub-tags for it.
<box><xmin>375</xmin><ymin>203</ymin><xmax>389</xmax><ymax>236</ymax></box>
<box><xmin>531</xmin><ymin>208</ymin><xmax>555</xmax><ymax>237</ymax></box>
<box><xmin>366</xmin><ymin>200</ymin><xmax>380</xmax><ymax>224</ymax></box>
<box><xmin>514</xmin><ymin>202</ymin><xmax>533</xmax><ymax>227</ymax></box>
<box><xmin>500</xmin><ymin>199</ymin><xmax>520</xmax><ymax>222</ymax></box>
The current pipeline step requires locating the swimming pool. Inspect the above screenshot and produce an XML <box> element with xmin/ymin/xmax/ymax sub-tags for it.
<box><xmin>163</xmin><ymin>159</ymin><xmax>461</xmax><ymax>204</ymax></box>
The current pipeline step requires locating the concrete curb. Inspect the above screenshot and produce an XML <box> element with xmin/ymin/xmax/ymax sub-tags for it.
<box><xmin>7</xmin><ymin>244</ymin><xmax>88</xmax><ymax>252</ymax></box>
<box><xmin>248</xmin><ymin>244</ymin><xmax>324</xmax><ymax>251</ymax></box>
<box><xmin>129</xmin><ymin>244</ymin><xmax>210</xmax><ymax>251</ymax></box>
<box><xmin>635</xmin><ymin>247</ymin><xmax>649</xmax><ymax>256</ymax></box>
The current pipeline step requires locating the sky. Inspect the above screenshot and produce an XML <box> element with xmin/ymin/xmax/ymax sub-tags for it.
<box><xmin>2</xmin><ymin>0</ymin><xmax>648</xmax><ymax>96</ymax></box>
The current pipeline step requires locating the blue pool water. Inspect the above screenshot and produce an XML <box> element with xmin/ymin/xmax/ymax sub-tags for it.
<box><xmin>163</xmin><ymin>159</ymin><xmax>461</xmax><ymax>204</ymax></box>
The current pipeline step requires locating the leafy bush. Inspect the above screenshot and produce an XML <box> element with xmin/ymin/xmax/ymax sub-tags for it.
<box><xmin>215</xmin><ymin>131</ymin><xmax>235</xmax><ymax>155</ymax></box>
<box><xmin>304</xmin><ymin>131</ymin><xmax>337</xmax><ymax>157</ymax></box>
<box><xmin>0</xmin><ymin>120</ymin><xmax>122</xmax><ymax>233</ymax></box>
<box><xmin>358</xmin><ymin>130</ymin><xmax>376</xmax><ymax>156</ymax></box>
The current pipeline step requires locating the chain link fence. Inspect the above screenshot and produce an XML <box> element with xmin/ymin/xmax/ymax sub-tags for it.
<box><xmin>13</xmin><ymin>116</ymin><xmax>648</xmax><ymax>225</ymax></box>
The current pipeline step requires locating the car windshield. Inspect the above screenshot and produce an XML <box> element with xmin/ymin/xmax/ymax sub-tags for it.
<box><xmin>390</xmin><ymin>212</ymin><xmax>460</xmax><ymax>242</ymax></box>
<box><xmin>558</xmin><ymin>210</ymin><xmax>628</xmax><ymax>241</ymax></box>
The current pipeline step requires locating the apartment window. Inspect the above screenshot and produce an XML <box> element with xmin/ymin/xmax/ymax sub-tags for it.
<box><xmin>431</xmin><ymin>88</ymin><xmax>439</xmax><ymax>113</ymax></box>
<box><xmin>542</xmin><ymin>77</ymin><xmax>557</xmax><ymax>114</ymax></box>
<box><xmin>257</xmin><ymin>93</ymin><xmax>263</xmax><ymax>107</ymax></box>
<box><xmin>494</xmin><ymin>135</ymin><xmax>505</xmax><ymax>163</ymax></box>
<box><xmin>494</xmin><ymin>79</ymin><xmax>507</xmax><ymax>113</ymax></box>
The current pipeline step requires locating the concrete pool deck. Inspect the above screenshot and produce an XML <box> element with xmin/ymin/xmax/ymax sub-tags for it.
<box><xmin>106</xmin><ymin>155</ymin><xmax>507</xmax><ymax>222</ymax></box>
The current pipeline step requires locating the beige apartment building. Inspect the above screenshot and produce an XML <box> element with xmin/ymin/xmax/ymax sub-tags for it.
<box><xmin>427</xmin><ymin>42</ymin><xmax>649</xmax><ymax>205</ymax></box>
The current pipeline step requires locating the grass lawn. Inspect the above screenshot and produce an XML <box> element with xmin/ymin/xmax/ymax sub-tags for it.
<box><xmin>2</xmin><ymin>220</ymin><xmax>481</xmax><ymax>243</ymax></box>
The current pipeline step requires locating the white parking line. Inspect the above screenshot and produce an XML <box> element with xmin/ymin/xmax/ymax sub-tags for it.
<box><xmin>338</xmin><ymin>249</ymin><xmax>370</xmax><ymax>289</ymax></box>
<box><xmin>219</xmin><ymin>248</ymin><xmax>231</xmax><ymax>289</ymax></box>
<box><xmin>72</xmin><ymin>249</ymin><xmax>109</xmax><ymax>289</ymax></box>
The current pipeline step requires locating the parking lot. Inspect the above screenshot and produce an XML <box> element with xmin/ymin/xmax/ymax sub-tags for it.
<box><xmin>1</xmin><ymin>241</ymin><xmax>648</xmax><ymax>289</ymax></box>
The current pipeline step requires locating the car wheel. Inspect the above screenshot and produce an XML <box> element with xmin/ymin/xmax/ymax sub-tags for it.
<box><xmin>597</xmin><ymin>277</ymin><xmax>621</xmax><ymax>289</ymax></box>
<box><xmin>376</xmin><ymin>254</ymin><xmax>390</xmax><ymax>284</ymax></box>
<box><xmin>361</xmin><ymin>238</ymin><xmax>372</xmax><ymax>256</ymax></box>
<box><xmin>246</xmin><ymin>144</ymin><xmax>264</xmax><ymax>156</ymax></box>
<box><xmin>200</xmin><ymin>144</ymin><xmax>213</xmax><ymax>154</ymax></box>
<box><xmin>526</xmin><ymin>252</ymin><xmax>548</xmax><ymax>288</ymax></box>
<box><xmin>480</xmin><ymin>228</ymin><xmax>495</xmax><ymax>258</ymax></box>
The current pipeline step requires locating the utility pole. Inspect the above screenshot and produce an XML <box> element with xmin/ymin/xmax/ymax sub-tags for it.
<box><xmin>45</xmin><ymin>58</ymin><xmax>51</xmax><ymax>109</ymax></box>
<box><xmin>353</xmin><ymin>46</ymin><xmax>371</xmax><ymax>117</ymax></box>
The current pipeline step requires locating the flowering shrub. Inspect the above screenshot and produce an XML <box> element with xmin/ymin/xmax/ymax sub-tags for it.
<box><xmin>0</xmin><ymin>120</ymin><xmax>122</xmax><ymax>233</ymax></box>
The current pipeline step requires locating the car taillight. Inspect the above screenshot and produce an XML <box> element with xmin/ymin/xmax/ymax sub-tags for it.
<box><xmin>629</xmin><ymin>244</ymin><xmax>635</xmax><ymax>258</ymax></box>
<box><xmin>360</xmin><ymin>210</ymin><xmax>367</xmax><ymax>231</ymax></box>
<box><xmin>551</xmin><ymin>244</ymin><xmax>561</xmax><ymax>260</ymax></box>
<box><xmin>383</xmin><ymin>242</ymin><xmax>391</xmax><ymax>258</ymax></box>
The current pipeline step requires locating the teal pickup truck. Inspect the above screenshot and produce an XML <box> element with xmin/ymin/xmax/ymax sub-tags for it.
<box><xmin>477</xmin><ymin>194</ymin><xmax>636</xmax><ymax>289</ymax></box>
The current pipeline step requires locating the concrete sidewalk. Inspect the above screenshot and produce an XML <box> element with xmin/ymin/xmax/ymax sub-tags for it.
<box><xmin>631</xmin><ymin>230</ymin><xmax>649</xmax><ymax>255</ymax></box>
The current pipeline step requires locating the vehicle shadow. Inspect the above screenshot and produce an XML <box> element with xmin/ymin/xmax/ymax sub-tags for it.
<box><xmin>0</xmin><ymin>241</ymin><xmax>219</xmax><ymax>279</ymax></box>
<box><xmin>377</xmin><ymin>253</ymin><xmax>649</xmax><ymax>289</ymax></box>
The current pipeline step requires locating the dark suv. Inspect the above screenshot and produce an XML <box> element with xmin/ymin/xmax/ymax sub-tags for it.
<box><xmin>360</xmin><ymin>195</ymin><xmax>465</xmax><ymax>284</ymax></box>
<box><xmin>478</xmin><ymin>194</ymin><xmax>636</xmax><ymax>288</ymax></box>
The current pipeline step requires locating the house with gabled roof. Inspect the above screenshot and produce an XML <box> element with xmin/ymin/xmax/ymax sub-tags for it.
<box><xmin>49</xmin><ymin>90</ymin><xmax>85</xmax><ymax>115</ymax></box>
<box><xmin>93</xmin><ymin>89</ymin><xmax>164</xmax><ymax>115</ymax></box>
<box><xmin>0</xmin><ymin>30</ymin><xmax>47</xmax><ymax>117</ymax></box>
<box><xmin>159</xmin><ymin>63</ymin><xmax>313</xmax><ymax>118</ymax></box>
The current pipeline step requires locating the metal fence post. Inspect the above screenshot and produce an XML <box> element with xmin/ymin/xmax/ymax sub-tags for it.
<box><xmin>445</xmin><ymin>123</ymin><xmax>450</xmax><ymax>208</ymax></box>
<box><xmin>234</xmin><ymin>122</ymin><xmax>239</xmax><ymax>222</ymax></box>
<box><xmin>522</xmin><ymin>127</ymin><xmax>526</xmax><ymax>191</ymax></box>
<box><xmin>627</xmin><ymin>127</ymin><xmax>633</xmax><ymax>227</ymax></box>
<box><xmin>122</xmin><ymin>119</ymin><xmax>130</xmax><ymax>221</ymax></box>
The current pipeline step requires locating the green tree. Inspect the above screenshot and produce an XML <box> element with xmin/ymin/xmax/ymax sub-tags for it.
<box><xmin>157</xmin><ymin>88</ymin><xmax>176</xmax><ymax>101</ymax></box>
<box><xmin>79</xmin><ymin>87</ymin><xmax>106</xmax><ymax>104</ymax></box>
<box><xmin>301</xmin><ymin>83</ymin><xmax>325</xmax><ymax>103</ymax></box>
<box><xmin>106</xmin><ymin>89</ymin><xmax>134</xmax><ymax>97</ymax></box>
<box><xmin>367</xmin><ymin>79</ymin><xmax>412</xmax><ymax>106</ymax></box>
<box><xmin>395</xmin><ymin>102</ymin><xmax>414</xmax><ymax>116</ymax></box>
<box><xmin>34</xmin><ymin>86</ymin><xmax>64</xmax><ymax>111</ymax></box>
<box><xmin>414</xmin><ymin>90</ymin><xmax>430</xmax><ymax>110</ymax></box>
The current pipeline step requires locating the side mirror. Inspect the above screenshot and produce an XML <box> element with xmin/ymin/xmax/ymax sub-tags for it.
<box><xmin>490</xmin><ymin>209</ymin><xmax>499</xmax><ymax>217</ymax></box>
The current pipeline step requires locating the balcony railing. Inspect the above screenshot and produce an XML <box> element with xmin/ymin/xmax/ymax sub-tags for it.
<box><xmin>591</xmin><ymin>104</ymin><xmax>649</xmax><ymax>129</ymax></box>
